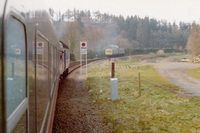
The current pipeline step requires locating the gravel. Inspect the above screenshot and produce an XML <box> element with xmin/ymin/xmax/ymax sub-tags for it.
<box><xmin>155</xmin><ymin>62</ymin><xmax>200</xmax><ymax>97</ymax></box>
<box><xmin>52</xmin><ymin>69</ymin><xmax>112</xmax><ymax>133</ymax></box>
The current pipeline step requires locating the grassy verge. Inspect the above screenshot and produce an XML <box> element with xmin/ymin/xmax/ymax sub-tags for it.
<box><xmin>168</xmin><ymin>54</ymin><xmax>193</xmax><ymax>60</ymax></box>
<box><xmin>188</xmin><ymin>67</ymin><xmax>200</xmax><ymax>78</ymax></box>
<box><xmin>87</xmin><ymin>61</ymin><xmax>200</xmax><ymax>132</ymax></box>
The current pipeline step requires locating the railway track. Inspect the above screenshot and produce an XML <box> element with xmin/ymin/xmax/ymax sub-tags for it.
<box><xmin>68</xmin><ymin>58</ymin><xmax>105</xmax><ymax>74</ymax></box>
<box><xmin>53</xmin><ymin>58</ymin><xmax>112</xmax><ymax>133</ymax></box>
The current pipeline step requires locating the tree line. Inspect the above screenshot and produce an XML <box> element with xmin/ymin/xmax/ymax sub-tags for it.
<box><xmin>51</xmin><ymin>9</ymin><xmax>192</xmax><ymax>59</ymax></box>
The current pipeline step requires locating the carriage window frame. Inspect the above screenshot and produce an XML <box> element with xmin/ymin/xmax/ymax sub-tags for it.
<box><xmin>4</xmin><ymin>14</ymin><xmax>28</xmax><ymax>133</ymax></box>
<box><xmin>50</xmin><ymin>44</ymin><xmax>54</xmax><ymax>98</ymax></box>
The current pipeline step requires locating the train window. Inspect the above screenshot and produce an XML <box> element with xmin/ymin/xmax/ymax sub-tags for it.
<box><xmin>36</xmin><ymin>35</ymin><xmax>49</xmax><ymax>132</ymax></box>
<box><xmin>68</xmin><ymin>50</ymin><xmax>70</xmax><ymax>60</ymax></box>
<box><xmin>65</xmin><ymin>50</ymin><xmax>67</xmax><ymax>60</ymax></box>
<box><xmin>50</xmin><ymin>45</ymin><xmax>54</xmax><ymax>96</ymax></box>
<box><xmin>57</xmin><ymin>49</ymin><xmax>59</xmax><ymax>74</ymax></box>
<box><xmin>66</xmin><ymin>49</ymin><xmax>69</xmax><ymax>60</ymax></box>
<box><xmin>5</xmin><ymin>16</ymin><xmax>27</xmax><ymax>118</ymax></box>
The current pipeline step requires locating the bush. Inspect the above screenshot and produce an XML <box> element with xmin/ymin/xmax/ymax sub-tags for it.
<box><xmin>156</xmin><ymin>50</ymin><xmax>165</xmax><ymax>57</ymax></box>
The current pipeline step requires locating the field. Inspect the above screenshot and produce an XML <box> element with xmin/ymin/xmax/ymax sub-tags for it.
<box><xmin>87</xmin><ymin>60</ymin><xmax>200</xmax><ymax>132</ymax></box>
<box><xmin>188</xmin><ymin>67</ymin><xmax>200</xmax><ymax>78</ymax></box>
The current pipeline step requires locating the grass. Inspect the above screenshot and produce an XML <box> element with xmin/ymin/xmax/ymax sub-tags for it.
<box><xmin>188</xmin><ymin>67</ymin><xmax>200</xmax><ymax>78</ymax></box>
<box><xmin>87</xmin><ymin>61</ymin><xmax>200</xmax><ymax>132</ymax></box>
<box><xmin>168</xmin><ymin>54</ymin><xmax>193</xmax><ymax>60</ymax></box>
<box><xmin>155</xmin><ymin>53</ymin><xmax>193</xmax><ymax>62</ymax></box>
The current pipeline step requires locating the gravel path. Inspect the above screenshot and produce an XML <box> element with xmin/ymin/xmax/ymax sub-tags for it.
<box><xmin>155</xmin><ymin>62</ymin><xmax>200</xmax><ymax>97</ymax></box>
<box><xmin>52</xmin><ymin>68</ymin><xmax>112</xmax><ymax>133</ymax></box>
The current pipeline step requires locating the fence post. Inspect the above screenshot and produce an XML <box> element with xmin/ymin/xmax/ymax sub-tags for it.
<box><xmin>139</xmin><ymin>72</ymin><xmax>141</xmax><ymax>97</ymax></box>
<box><xmin>111</xmin><ymin>62</ymin><xmax>115</xmax><ymax>78</ymax></box>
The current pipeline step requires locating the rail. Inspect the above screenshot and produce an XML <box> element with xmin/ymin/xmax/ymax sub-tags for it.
<box><xmin>68</xmin><ymin>58</ymin><xmax>106</xmax><ymax>74</ymax></box>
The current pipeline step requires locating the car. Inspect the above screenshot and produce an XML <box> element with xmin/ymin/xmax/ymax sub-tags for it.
<box><xmin>181</xmin><ymin>58</ymin><xmax>190</xmax><ymax>62</ymax></box>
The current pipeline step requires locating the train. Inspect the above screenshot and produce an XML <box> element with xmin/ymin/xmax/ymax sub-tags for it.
<box><xmin>105</xmin><ymin>44</ymin><xmax>125</xmax><ymax>57</ymax></box>
<box><xmin>0</xmin><ymin>0</ymin><xmax>70</xmax><ymax>132</ymax></box>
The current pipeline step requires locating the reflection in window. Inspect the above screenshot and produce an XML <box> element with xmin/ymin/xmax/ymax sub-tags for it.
<box><xmin>5</xmin><ymin>17</ymin><xmax>26</xmax><ymax>118</ymax></box>
<box><xmin>51</xmin><ymin>45</ymin><xmax>54</xmax><ymax>96</ymax></box>
<box><xmin>36</xmin><ymin>35</ymin><xmax>49</xmax><ymax>132</ymax></box>
<box><xmin>54</xmin><ymin>48</ymin><xmax>57</xmax><ymax>83</ymax></box>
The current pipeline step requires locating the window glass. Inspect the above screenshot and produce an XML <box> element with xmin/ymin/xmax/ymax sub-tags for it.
<box><xmin>65</xmin><ymin>50</ymin><xmax>67</xmax><ymax>60</ymax></box>
<box><xmin>66</xmin><ymin>49</ymin><xmax>69</xmax><ymax>60</ymax></box>
<box><xmin>57</xmin><ymin>50</ymin><xmax>59</xmax><ymax>74</ymax></box>
<box><xmin>5</xmin><ymin>17</ymin><xmax>26</xmax><ymax>118</ymax></box>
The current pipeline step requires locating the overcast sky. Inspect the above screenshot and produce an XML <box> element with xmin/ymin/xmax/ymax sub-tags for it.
<box><xmin>49</xmin><ymin>0</ymin><xmax>200</xmax><ymax>23</ymax></box>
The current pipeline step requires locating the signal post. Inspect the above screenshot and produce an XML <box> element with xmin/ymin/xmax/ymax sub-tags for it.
<box><xmin>80</xmin><ymin>42</ymin><xmax>87</xmax><ymax>75</ymax></box>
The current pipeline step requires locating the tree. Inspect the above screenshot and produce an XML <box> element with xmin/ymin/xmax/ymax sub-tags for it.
<box><xmin>64</xmin><ymin>21</ymin><xmax>82</xmax><ymax>53</ymax></box>
<box><xmin>56</xmin><ymin>9</ymin><xmax>191</xmax><ymax>57</ymax></box>
<box><xmin>136</xmin><ymin>17</ymin><xmax>150</xmax><ymax>48</ymax></box>
<box><xmin>127</xmin><ymin>16</ymin><xmax>138</xmax><ymax>41</ymax></box>
<box><xmin>186</xmin><ymin>22</ymin><xmax>200</xmax><ymax>56</ymax></box>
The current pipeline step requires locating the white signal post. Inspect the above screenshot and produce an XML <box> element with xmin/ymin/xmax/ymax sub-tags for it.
<box><xmin>37</xmin><ymin>42</ymin><xmax>44</xmax><ymax>54</ymax></box>
<box><xmin>80</xmin><ymin>42</ymin><xmax>87</xmax><ymax>75</ymax></box>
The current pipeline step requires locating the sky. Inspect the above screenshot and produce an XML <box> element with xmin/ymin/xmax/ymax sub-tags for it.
<box><xmin>49</xmin><ymin>0</ymin><xmax>200</xmax><ymax>24</ymax></box>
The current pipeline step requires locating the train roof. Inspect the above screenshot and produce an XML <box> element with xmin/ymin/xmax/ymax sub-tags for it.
<box><xmin>60</xmin><ymin>41</ymin><xmax>69</xmax><ymax>49</ymax></box>
<box><xmin>105</xmin><ymin>44</ymin><xmax>119</xmax><ymax>49</ymax></box>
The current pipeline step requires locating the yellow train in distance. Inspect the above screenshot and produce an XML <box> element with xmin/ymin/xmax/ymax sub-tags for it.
<box><xmin>105</xmin><ymin>48</ymin><xmax>113</xmax><ymax>55</ymax></box>
<box><xmin>105</xmin><ymin>47</ymin><xmax>125</xmax><ymax>57</ymax></box>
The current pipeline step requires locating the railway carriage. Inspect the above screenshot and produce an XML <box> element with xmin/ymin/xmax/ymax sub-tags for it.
<box><xmin>0</xmin><ymin>0</ymin><xmax>70</xmax><ymax>132</ymax></box>
<box><xmin>59</xmin><ymin>41</ymin><xmax>70</xmax><ymax>77</ymax></box>
<box><xmin>105</xmin><ymin>45</ymin><xmax>125</xmax><ymax>57</ymax></box>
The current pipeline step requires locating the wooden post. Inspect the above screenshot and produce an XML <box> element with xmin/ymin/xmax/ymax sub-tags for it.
<box><xmin>111</xmin><ymin>62</ymin><xmax>115</xmax><ymax>78</ymax></box>
<box><xmin>139</xmin><ymin>72</ymin><xmax>141</xmax><ymax>97</ymax></box>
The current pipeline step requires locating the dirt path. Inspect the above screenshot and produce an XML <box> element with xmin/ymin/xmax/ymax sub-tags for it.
<box><xmin>154</xmin><ymin>62</ymin><xmax>200</xmax><ymax>96</ymax></box>
<box><xmin>52</xmin><ymin>68</ymin><xmax>112</xmax><ymax>133</ymax></box>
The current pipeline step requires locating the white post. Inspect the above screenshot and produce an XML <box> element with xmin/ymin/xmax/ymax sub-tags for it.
<box><xmin>110</xmin><ymin>78</ymin><xmax>118</xmax><ymax>101</ymax></box>
<box><xmin>80</xmin><ymin>53</ymin><xmax>82</xmax><ymax>75</ymax></box>
<box><xmin>80</xmin><ymin>47</ymin><xmax>82</xmax><ymax>75</ymax></box>
<box><xmin>80</xmin><ymin>41</ymin><xmax>87</xmax><ymax>75</ymax></box>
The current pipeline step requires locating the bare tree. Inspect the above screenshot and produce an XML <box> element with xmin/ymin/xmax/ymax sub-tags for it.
<box><xmin>186</xmin><ymin>22</ymin><xmax>200</xmax><ymax>56</ymax></box>
<box><xmin>116</xmin><ymin>36</ymin><xmax>132</xmax><ymax>49</ymax></box>
<box><xmin>83</xmin><ymin>27</ymin><xmax>105</xmax><ymax>50</ymax></box>
<box><xmin>64</xmin><ymin>21</ymin><xmax>82</xmax><ymax>53</ymax></box>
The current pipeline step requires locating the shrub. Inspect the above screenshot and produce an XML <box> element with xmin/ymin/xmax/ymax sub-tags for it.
<box><xmin>156</xmin><ymin>50</ymin><xmax>166</xmax><ymax>57</ymax></box>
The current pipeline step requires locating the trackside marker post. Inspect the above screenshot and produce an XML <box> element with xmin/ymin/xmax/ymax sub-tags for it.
<box><xmin>111</xmin><ymin>78</ymin><xmax>118</xmax><ymax>101</ymax></box>
<box><xmin>110</xmin><ymin>62</ymin><xmax>118</xmax><ymax>101</ymax></box>
<box><xmin>80</xmin><ymin>42</ymin><xmax>87</xmax><ymax>75</ymax></box>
